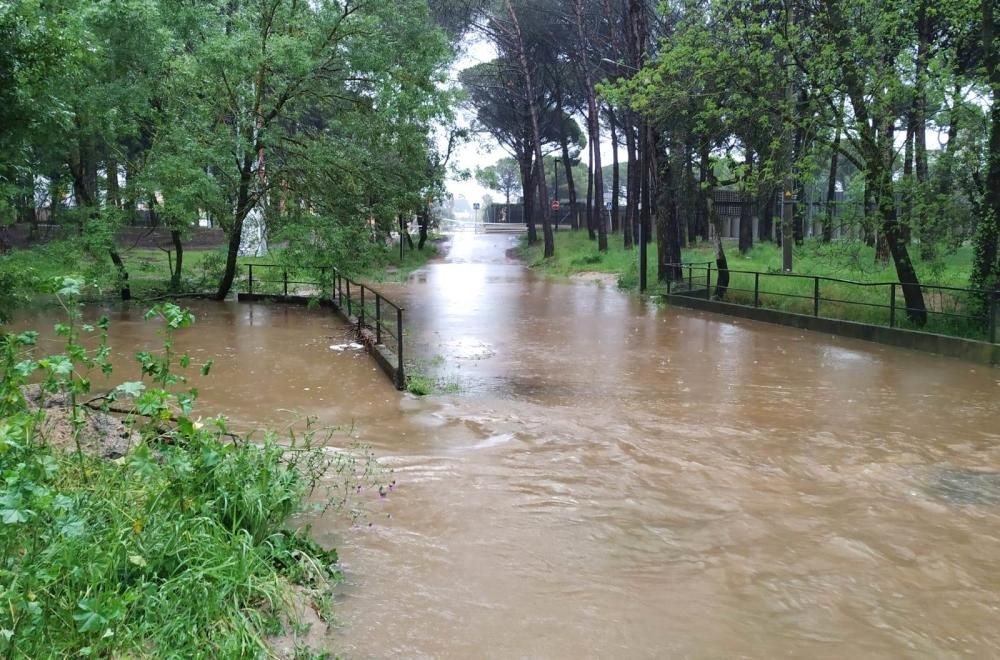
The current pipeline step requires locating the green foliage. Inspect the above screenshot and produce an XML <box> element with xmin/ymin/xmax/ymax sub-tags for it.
<box><xmin>0</xmin><ymin>295</ymin><xmax>383</xmax><ymax>656</ymax></box>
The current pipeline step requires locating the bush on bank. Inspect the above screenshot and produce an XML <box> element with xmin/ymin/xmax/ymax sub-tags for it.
<box><xmin>0</xmin><ymin>282</ymin><xmax>376</xmax><ymax>657</ymax></box>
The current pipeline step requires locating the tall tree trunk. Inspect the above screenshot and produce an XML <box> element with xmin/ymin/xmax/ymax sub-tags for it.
<box><xmin>824</xmin><ymin>107</ymin><xmax>842</xmax><ymax>243</ymax></box>
<box><xmin>170</xmin><ymin>229</ymin><xmax>184</xmax><ymax>289</ymax></box>
<box><xmin>640</xmin><ymin>122</ymin><xmax>653</xmax><ymax>245</ymax></box>
<box><xmin>623</xmin><ymin>119</ymin><xmax>637</xmax><ymax>248</ymax></box>
<box><xmin>70</xmin><ymin>141</ymin><xmax>131</xmax><ymax>301</ymax></box>
<box><xmin>609</xmin><ymin>107</ymin><xmax>621</xmax><ymax>233</ymax></box>
<box><xmin>902</xmin><ymin>116</ymin><xmax>915</xmax><ymax>245</ymax></box>
<box><xmin>505</xmin><ymin>0</ymin><xmax>553</xmax><ymax>258</ymax></box>
<box><xmin>739</xmin><ymin>150</ymin><xmax>754</xmax><ymax>255</ymax></box>
<box><xmin>655</xmin><ymin>130</ymin><xmax>682</xmax><ymax>282</ymax></box>
<box><xmin>418</xmin><ymin>207</ymin><xmax>429</xmax><ymax>250</ymax></box>
<box><xmin>586</xmin><ymin>138</ymin><xmax>595</xmax><ymax>239</ymax></box>
<box><xmin>914</xmin><ymin>0</ymin><xmax>933</xmax><ymax>258</ymax></box>
<box><xmin>971</xmin><ymin>0</ymin><xmax>1000</xmax><ymax>295</ymax></box>
<box><xmin>215</xmin><ymin>159</ymin><xmax>254</xmax><ymax>301</ymax></box>
<box><xmin>557</xmin><ymin>100</ymin><xmax>579</xmax><ymax>230</ymax></box>
<box><xmin>870</xmin><ymin>130</ymin><xmax>927</xmax><ymax>324</ymax></box>
<box><xmin>574</xmin><ymin>0</ymin><xmax>606</xmax><ymax>251</ymax></box>
<box><xmin>519</xmin><ymin>154</ymin><xmax>538</xmax><ymax>244</ymax></box>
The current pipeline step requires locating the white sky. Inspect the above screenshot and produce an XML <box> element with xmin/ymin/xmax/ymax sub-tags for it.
<box><xmin>441</xmin><ymin>34</ymin><xmax>623</xmax><ymax>215</ymax></box>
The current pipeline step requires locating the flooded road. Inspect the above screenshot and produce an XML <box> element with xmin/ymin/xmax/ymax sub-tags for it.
<box><xmin>17</xmin><ymin>232</ymin><xmax>1000</xmax><ymax>657</ymax></box>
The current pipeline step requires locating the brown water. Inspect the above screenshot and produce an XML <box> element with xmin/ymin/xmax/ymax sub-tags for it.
<box><xmin>17</xmin><ymin>232</ymin><xmax>1000</xmax><ymax>657</ymax></box>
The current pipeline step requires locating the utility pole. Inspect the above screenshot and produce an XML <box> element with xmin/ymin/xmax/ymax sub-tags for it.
<box><xmin>782</xmin><ymin>1</ymin><xmax>795</xmax><ymax>272</ymax></box>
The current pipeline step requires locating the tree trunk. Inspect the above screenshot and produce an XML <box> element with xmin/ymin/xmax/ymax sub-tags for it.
<box><xmin>586</xmin><ymin>138</ymin><xmax>595</xmax><ymax>239</ymax></box>
<box><xmin>971</xmin><ymin>0</ymin><xmax>1000</xmax><ymax>295</ymax></box>
<box><xmin>714</xmin><ymin>230</ymin><xmax>729</xmax><ymax>300</ymax></box>
<box><xmin>559</xmin><ymin>122</ymin><xmax>579</xmax><ymax>231</ymax></box>
<box><xmin>418</xmin><ymin>208</ymin><xmax>429</xmax><ymax>250</ymax></box>
<box><xmin>739</xmin><ymin>150</ymin><xmax>754</xmax><ymax>255</ymax></box>
<box><xmin>902</xmin><ymin>116</ymin><xmax>915</xmax><ymax>245</ymax></box>
<box><xmin>609</xmin><ymin>107</ymin><xmax>621</xmax><ymax>234</ymax></box>
<box><xmin>214</xmin><ymin>162</ymin><xmax>254</xmax><ymax>300</ymax></box>
<box><xmin>70</xmin><ymin>142</ymin><xmax>132</xmax><ymax>301</ymax></box>
<box><xmin>574</xmin><ymin>0</ymin><xmax>606</xmax><ymax>251</ymax></box>
<box><xmin>519</xmin><ymin>154</ymin><xmax>538</xmax><ymax>244</ymax></box>
<box><xmin>170</xmin><ymin>229</ymin><xmax>184</xmax><ymax>289</ymax></box>
<box><xmin>623</xmin><ymin>119</ymin><xmax>636</xmax><ymax>248</ymax></box>
<box><xmin>824</xmin><ymin>117</ymin><xmax>841</xmax><ymax>243</ymax></box>
<box><xmin>655</xmin><ymin>131</ymin><xmax>682</xmax><ymax>282</ymax></box>
<box><xmin>872</xmin><ymin>134</ymin><xmax>927</xmax><ymax>324</ymax></box>
<box><xmin>914</xmin><ymin>0</ymin><xmax>933</xmax><ymax>258</ymax></box>
<box><xmin>641</xmin><ymin>122</ymin><xmax>654</xmax><ymax>245</ymax></box>
<box><xmin>504</xmin><ymin>0</ymin><xmax>553</xmax><ymax>258</ymax></box>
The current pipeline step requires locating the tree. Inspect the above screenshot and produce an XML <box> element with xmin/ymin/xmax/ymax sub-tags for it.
<box><xmin>476</xmin><ymin>158</ymin><xmax>522</xmax><ymax>208</ymax></box>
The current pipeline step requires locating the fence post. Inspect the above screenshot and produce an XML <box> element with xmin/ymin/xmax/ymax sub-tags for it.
<box><xmin>688</xmin><ymin>265</ymin><xmax>693</xmax><ymax>290</ymax></box>
<box><xmin>283</xmin><ymin>269</ymin><xmax>288</xmax><ymax>297</ymax></box>
<box><xmin>376</xmin><ymin>295</ymin><xmax>382</xmax><ymax>344</ymax></box>
<box><xmin>889</xmin><ymin>284</ymin><xmax>896</xmax><ymax>328</ymax></box>
<box><xmin>248</xmin><ymin>264</ymin><xmax>254</xmax><ymax>296</ymax></box>
<box><xmin>396</xmin><ymin>307</ymin><xmax>405</xmax><ymax>390</ymax></box>
<box><xmin>754</xmin><ymin>272</ymin><xmax>760</xmax><ymax>307</ymax></box>
<box><xmin>346</xmin><ymin>280</ymin><xmax>352</xmax><ymax>317</ymax></box>
<box><xmin>990</xmin><ymin>291</ymin><xmax>998</xmax><ymax>344</ymax></box>
<box><xmin>359</xmin><ymin>286</ymin><xmax>365</xmax><ymax>333</ymax></box>
<box><xmin>705</xmin><ymin>266</ymin><xmax>711</xmax><ymax>300</ymax></box>
<box><xmin>813</xmin><ymin>277</ymin><xmax>820</xmax><ymax>317</ymax></box>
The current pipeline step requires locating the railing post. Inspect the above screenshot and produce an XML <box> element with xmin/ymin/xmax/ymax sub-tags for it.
<box><xmin>889</xmin><ymin>284</ymin><xmax>896</xmax><ymax>328</ymax></box>
<box><xmin>248</xmin><ymin>264</ymin><xmax>254</xmax><ymax>296</ymax></box>
<box><xmin>396</xmin><ymin>307</ymin><xmax>405</xmax><ymax>390</ymax></box>
<box><xmin>990</xmin><ymin>291</ymin><xmax>998</xmax><ymax>344</ymax></box>
<box><xmin>346</xmin><ymin>280</ymin><xmax>352</xmax><ymax>317</ymax></box>
<box><xmin>359</xmin><ymin>286</ymin><xmax>365</xmax><ymax>333</ymax></box>
<box><xmin>754</xmin><ymin>272</ymin><xmax>760</xmax><ymax>307</ymax></box>
<box><xmin>705</xmin><ymin>265</ymin><xmax>711</xmax><ymax>300</ymax></box>
<box><xmin>283</xmin><ymin>269</ymin><xmax>288</xmax><ymax>297</ymax></box>
<box><xmin>376</xmin><ymin>295</ymin><xmax>382</xmax><ymax>344</ymax></box>
<box><xmin>688</xmin><ymin>265</ymin><xmax>693</xmax><ymax>290</ymax></box>
<box><xmin>814</xmin><ymin>277</ymin><xmax>820</xmax><ymax>317</ymax></box>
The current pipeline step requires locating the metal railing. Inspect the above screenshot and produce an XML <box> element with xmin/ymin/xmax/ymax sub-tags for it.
<box><xmin>331</xmin><ymin>268</ymin><xmax>406</xmax><ymax>390</ymax></box>
<box><xmin>246</xmin><ymin>263</ymin><xmax>331</xmax><ymax>297</ymax></box>
<box><xmin>663</xmin><ymin>262</ymin><xmax>999</xmax><ymax>344</ymax></box>
<box><xmin>240</xmin><ymin>263</ymin><xmax>406</xmax><ymax>390</ymax></box>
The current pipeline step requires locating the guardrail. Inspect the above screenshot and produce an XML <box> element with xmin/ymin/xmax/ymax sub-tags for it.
<box><xmin>663</xmin><ymin>262</ymin><xmax>998</xmax><ymax>344</ymax></box>
<box><xmin>331</xmin><ymin>268</ymin><xmax>405</xmax><ymax>390</ymax></box>
<box><xmin>239</xmin><ymin>263</ymin><xmax>406</xmax><ymax>390</ymax></box>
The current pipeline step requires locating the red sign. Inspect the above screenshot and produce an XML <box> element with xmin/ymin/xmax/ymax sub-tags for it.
<box><xmin>551</xmin><ymin>200</ymin><xmax>560</xmax><ymax>212</ymax></box>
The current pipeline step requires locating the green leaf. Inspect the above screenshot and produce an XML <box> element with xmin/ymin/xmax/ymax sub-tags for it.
<box><xmin>1</xmin><ymin>508</ymin><xmax>28</xmax><ymax>524</ymax></box>
<box><xmin>115</xmin><ymin>381</ymin><xmax>146</xmax><ymax>398</ymax></box>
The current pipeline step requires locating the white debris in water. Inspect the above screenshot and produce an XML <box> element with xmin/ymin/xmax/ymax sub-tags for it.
<box><xmin>329</xmin><ymin>343</ymin><xmax>365</xmax><ymax>351</ymax></box>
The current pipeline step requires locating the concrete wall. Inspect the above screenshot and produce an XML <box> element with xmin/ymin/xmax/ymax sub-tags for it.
<box><xmin>666</xmin><ymin>293</ymin><xmax>1000</xmax><ymax>366</ymax></box>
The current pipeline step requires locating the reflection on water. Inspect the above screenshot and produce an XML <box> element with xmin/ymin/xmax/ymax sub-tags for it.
<box><xmin>15</xmin><ymin>231</ymin><xmax>1000</xmax><ymax>657</ymax></box>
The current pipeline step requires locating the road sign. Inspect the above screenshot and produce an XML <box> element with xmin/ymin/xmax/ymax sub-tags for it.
<box><xmin>473</xmin><ymin>203</ymin><xmax>481</xmax><ymax>210</ymax></box>
<box><xmin>551</xmin><ymin>200</ymin><xmax>560</xmax><ymax>212</ymax></box>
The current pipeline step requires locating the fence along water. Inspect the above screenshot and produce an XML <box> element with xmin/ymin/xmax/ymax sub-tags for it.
<box><xmin>239</xmin><ymin>264</ymin><xmax>406</xmax><ymax>390</ymax></box>
<box><xmin>664</xmin><ymin>262</ymin><xmax>998</xmax><ymax>345</ymax></box>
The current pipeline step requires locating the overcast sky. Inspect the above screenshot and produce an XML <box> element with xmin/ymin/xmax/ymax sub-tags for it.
<box><xmin>440</xmin><ymin>34</ymin><xmax>623</xmax><ymax>214</ymax></box>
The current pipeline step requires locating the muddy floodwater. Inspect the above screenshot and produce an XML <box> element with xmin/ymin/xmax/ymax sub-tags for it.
<box><xmin>17</xmin><ymin>231</ymin><xmax>1000</xmax><ymax>658</ymax></box>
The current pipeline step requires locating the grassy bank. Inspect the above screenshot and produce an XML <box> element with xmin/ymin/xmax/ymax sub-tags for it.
<box><xmin>519</xmin><ymin>230</ymin><xmax>987</xmax><ymax>339</ymax></box>
<box><xmin>0</xmin><ymin>234</ymin><xmax>441</xmax><ymax>321</ymax></box>
<box><xmin>0</xmin><ymin>291</ymin><xmax>381</xmax><ymax>657</ymax></box>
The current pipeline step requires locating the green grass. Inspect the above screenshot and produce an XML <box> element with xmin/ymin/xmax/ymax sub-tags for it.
<box><xmin>519</xmin><ymin>230</ymin><xmax>989</xmax><ymax>341</ymax></box>
<box><xmin>0</xmin><ymin>234</ymin><xmax>441</xmax><ymax>320</ymax></box>
<box><xmin>0</xmin><ymin>299</ymin><xmax>382</xmax><ymax>656</ymax></box>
